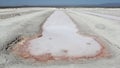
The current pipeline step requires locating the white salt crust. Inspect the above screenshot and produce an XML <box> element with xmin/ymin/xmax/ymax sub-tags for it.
<box><xmin>28</xmin><ymin>11</ymin><xmax>102</xmax><ymax>57</ymax></box>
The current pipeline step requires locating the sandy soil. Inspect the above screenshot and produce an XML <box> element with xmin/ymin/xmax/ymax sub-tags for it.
<box><xmin>0</xmin><ymin>8</ymin><xmax>120</xmax><ymax>68</ymax></box>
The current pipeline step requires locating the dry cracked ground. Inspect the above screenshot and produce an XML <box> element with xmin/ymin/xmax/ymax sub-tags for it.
<box><xmin>0</xmin><ymin>8</ymin><xmax>120</xmax><ymax>68</ymax></box>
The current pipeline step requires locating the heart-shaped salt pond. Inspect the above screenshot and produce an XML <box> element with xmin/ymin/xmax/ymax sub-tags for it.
<box><xmin>12</xmin><ymin>11</ymin><xmax>108</xmax><ymax>62</ymax></box>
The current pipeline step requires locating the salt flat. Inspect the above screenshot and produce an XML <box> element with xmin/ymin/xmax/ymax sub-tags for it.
<box><xmin>0</xmin><ymin>8</ymin><xmax>120</xmax><ymax>68</ymax></box>
<box><xmin>12</xmin><ymin>11</ymin><xmax>107</xmax><ymax>62</ymax></box>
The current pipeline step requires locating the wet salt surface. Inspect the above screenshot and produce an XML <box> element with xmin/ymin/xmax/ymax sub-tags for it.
<box><xmin>13</xmin><ymin>11</ymin><xmax>106</xmax><ymax>62</ymax></box>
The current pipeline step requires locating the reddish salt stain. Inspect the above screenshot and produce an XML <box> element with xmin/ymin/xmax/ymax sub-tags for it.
<box><xmin>12</xmin><ymin>11</ymin><xmax>109</xmax><ymax>62</ymax></box>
